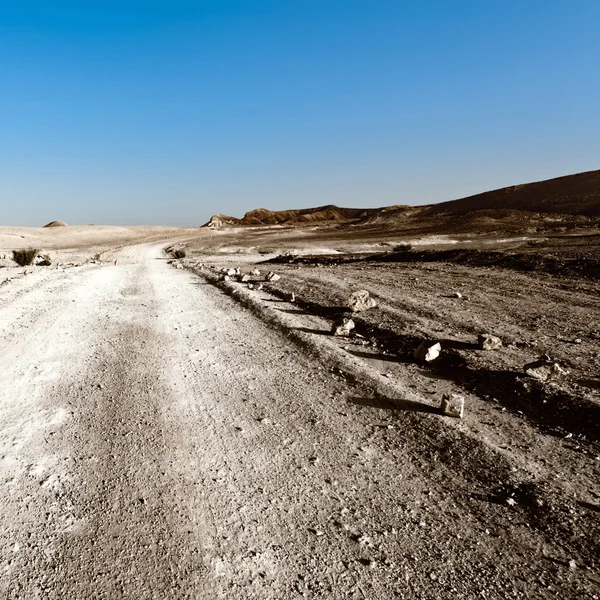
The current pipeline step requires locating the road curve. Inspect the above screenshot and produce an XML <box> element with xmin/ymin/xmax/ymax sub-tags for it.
<box><xmin>0</xmin><ymin>242</ymin><xmax>597</xmax><ymax>599</ymax></box>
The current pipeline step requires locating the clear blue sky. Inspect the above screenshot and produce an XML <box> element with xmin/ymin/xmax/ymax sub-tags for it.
<box><xmin>1</xmin><ymin>1</ymin><xmax>599</xmax><ymax>226</ymax></box>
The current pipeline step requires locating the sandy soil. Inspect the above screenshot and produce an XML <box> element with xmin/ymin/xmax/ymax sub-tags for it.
<box><xmin>0</xmin><ymin>229</ymin><xmax>598</xmax><ymax>598</ymax></box>
<box><xmin>0</xmin><ymin>225</ymin><xmax>198</xmax><ymax>268</ymax></box>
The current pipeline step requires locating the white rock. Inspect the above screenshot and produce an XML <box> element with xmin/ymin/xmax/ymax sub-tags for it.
<box><xmin>332</xmin><ymin>318</ymin><xmax>355</xmax><ymax>337</ymax></box>
<box><xmin>347</xmin><ymin>290</ymin><xmax>377</xmax><ymax>312</ymax></box>
<box><xmin>267</xmin><ymin>272</ymin><xmax>281</xmax><ymax>282</ymax></box>
<box><xmin>478</xmin><ymin>333</ymin><xmax>502</xmax><ymax>351</ymax></box>
<box><xmin>414</xmin><ymin>341</ymin><xmax>441</xmax><ymax>362</ymax></box>
<box><xmin>440</xmin><ymin>393</ymin><xmax>464</xmax><ymax>418</ymax></box>
<box><xmin>524</xmin><ymin>357</ymin><xmax>569</xmax><ymax>382</ymax></box>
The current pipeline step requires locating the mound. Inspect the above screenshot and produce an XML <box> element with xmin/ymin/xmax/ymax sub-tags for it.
<box><xmin>43</xmin><ymin>220</ymin><xmax>68</xmax><ymax>228</ymax></box>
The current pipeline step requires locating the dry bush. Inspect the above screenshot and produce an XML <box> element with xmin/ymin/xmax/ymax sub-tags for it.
<box><xmin>172</xmin><ymin>249</ymin><xmax>186</xmax><ymax>259</ymax></box>
<box><xmin>12</xmin><ymin>248</ymin><xmax>38</xmax><ymax>266</ymax></box>
<box><xmin>392</xmin><ymin>243</ymin><xmax>413</xmax><ymax>253</ymax></box>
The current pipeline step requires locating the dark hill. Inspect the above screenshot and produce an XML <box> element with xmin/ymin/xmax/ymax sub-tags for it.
<box><xmin>204</xmin><ymin>169</ymin><xmax>600</xmax><ymax>229</ymax></box>
<box><xmin>425</xmin><ymin>170</ymin><xmax>600</xmax><ymax>217</ymax></box>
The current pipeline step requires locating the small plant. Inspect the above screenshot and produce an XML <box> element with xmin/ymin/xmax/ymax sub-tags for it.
<box><xmin>392</xmin><ymin>243</ymin><xmax>413</xmax><ymax>253</ymax></box>
<box><xmin>172</xmin><ymin>249</ymin><xmax>186</xmax><ymax>259</ymax></box>
<box><xmin>12</xmin><ymin>248</ymin><xmax>38</xmax><ymax>266</ymax></box>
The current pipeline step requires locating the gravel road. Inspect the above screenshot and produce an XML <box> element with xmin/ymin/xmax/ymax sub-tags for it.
<box><xmin>0</xmin><ymin>242</ymin><xmax>598</xmax><ymax>599</ymax></box>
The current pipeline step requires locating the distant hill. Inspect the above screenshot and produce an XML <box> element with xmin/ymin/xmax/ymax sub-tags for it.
<box><xmin>204</xmin><ymin>169</ymin><xmax>600</xmax><ymax>229</ymax></box>
<box><xmin>204</xmin><ymin>205</ymin><xmax>394</xmax><ymax>227</ymax></box>
<box><xmin>425</xmin><ymin>170</ymin><xmax>600</xmax><ymax>217</ymax></box>
<box><xmin>43</xmin><ymin>220</ymin><xmax>68</xmax><ymax>228</ymax></box>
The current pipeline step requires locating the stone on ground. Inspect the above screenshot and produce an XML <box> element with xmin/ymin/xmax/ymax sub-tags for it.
<box><xmin>440</xmin><ymin>393</ymin><xmax>465</xmax><ymax>418</ymax></box>
<box><xmin>524</xmin><ymin>355</ymin><xmax>569</xmax><ymax>382</ymax></box>
<box><xmin>414</xmin><ymin>341</ymin><xmax>441</xmax><ymax>362</ymax></box>
<box><xmin>35</xmin><ymin>253</ymin><xmax>52</xmax><ymax>266</ymax></box>
<box><xmin>332</xmin><ymin>318</ymin><xmax>355</xmax><ymax>337</ymax></box>
<box><xmin>478</xmin><ymin>333</ymin><xmax>502</xmax><ymax>351</ymax></box>
<box><xmin>347</xmin><ymin>290</ymin><xmax>377</xmax><ymax>312</ymax></box>
<box><xmin>267</xmin><ymin>272</ymin><xmax>281</xmax><ymax>282</ymax></box>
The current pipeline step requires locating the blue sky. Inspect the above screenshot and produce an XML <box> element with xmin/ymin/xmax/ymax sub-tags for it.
<box><xmin>1</xmin><ymin>1</ymin><xmax>599</xmax><ymax>226</ymax></box>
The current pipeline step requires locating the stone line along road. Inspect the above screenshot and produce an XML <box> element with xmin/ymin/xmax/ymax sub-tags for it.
<box><xmin>0</xmin><ymin>242</ymin><xmax>596</xmax><ymax>599</ymax></box>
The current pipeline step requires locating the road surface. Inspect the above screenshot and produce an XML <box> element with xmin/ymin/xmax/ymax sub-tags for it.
<box><xmin>0</xmin><ymin>242</ymin><xmax>596</xmax><ymax>599</ymax></box>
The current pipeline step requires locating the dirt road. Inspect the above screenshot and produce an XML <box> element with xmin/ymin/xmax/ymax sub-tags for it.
<box><xmin>0</xmin><ymin>243</ymin><xmax>598</xmax><ymax>599</ymax></box>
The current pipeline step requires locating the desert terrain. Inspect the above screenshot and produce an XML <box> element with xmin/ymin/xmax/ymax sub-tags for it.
<box><xmin>0</xmin><ymin>172</ymin><xmax>599</xmax><ymax>599</ymax></box>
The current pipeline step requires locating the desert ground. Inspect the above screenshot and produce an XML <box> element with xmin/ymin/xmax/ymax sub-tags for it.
<box><xmin>0</xmin><ymin>222</ymin><xmax>598</xmax><ymax>599</ymax></box>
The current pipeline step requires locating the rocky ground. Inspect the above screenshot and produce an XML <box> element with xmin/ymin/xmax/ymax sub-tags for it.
<box><xmin>0</xmin><ymin>228</ymin><xmax>598</xmax><ymax>598</ymax></box>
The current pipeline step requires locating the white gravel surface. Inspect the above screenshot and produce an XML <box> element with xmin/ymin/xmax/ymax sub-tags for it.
<box><xmin>0</xmin><ymin>242</ymin><xmax>597</xmax><ymax>599</ymax></box>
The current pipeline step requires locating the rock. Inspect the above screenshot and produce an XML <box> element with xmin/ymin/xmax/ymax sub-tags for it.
<box><xmin>347</xmin><ymin>290</ymin><xmax>377</xmax><ymax>312</ymax></box>
<box><xmin>226</xmin><ymin>268</ymin><xmax>237</xmax><ymax>277</ymax></box>
<box><xmin>285</xmin><ymin>292</ymin><xmax>295</xmax><ymax>302</ymax></box>
<box><xmin>414</xmin><ymin>341</ymin><xmax>441</xmax><ymax>362</ymax></box>
<box><xmin>240</xmin><ymin>274</ymin><xmax>251</xmax><ymax>282</ymax></box>
<box><xmin>223</xmin><ymin>275</ymin><xmax>231</xmax><ymax>281</ymax></box>
<box><xmin>36</xmin><ymin>253</ymin><xmax>52</xmax><ymax>266</ymax></box>
<box><xmin>247</xmin><ymin>283</ymin><xmax>255</xmax><ymax>290</ymax></box>
<box><xmin>175</xmin><ymin>263</ymin><xmax>183</xmax><ymax>269</ymax></box>
<box><xmin>267</xmin><ymin>272</ymin><xmax>281</xmax><ymax>282</ymax></box>
<box><xmin>524</xmin><ymin>356</ymin><xmax>569</xmax><ymax>382</ymax></box>
<box><xmin>453</xmin><ymin>292</ymin><xmax>463</xmax><ymax>299</ymax></box>
<box><xmin>478</xmin><ymin>333</ymin><xmax>502</xmax><ymax>351</ymax></box>
<box><xmin>256</xmin><ymin>284</ymin><xmax>264</xmax><ymax>291</ymax></box>
<box><xmin>251</xmin><ymin>269</ymin><xmax>261</xmax><ymax>276</ymax></box>
<box><xmin>440</xmin><ymin>393</ymin><xmax>465</xmax><ymax>418</ymax></box>
<box><xmin>332</xmin><ymin>318</ymin><xmax>355</xmax><ymax>337</ymax></box>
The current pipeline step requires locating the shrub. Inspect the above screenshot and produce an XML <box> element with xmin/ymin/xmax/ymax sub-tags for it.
<box><xmin>172</xmin><ymin>249</ymin><xmax>186</xmax><ymax>259</ymax></box>
<box><xmin>12</xmin><ymin>248</ymin><xmax>38</xmax><ymax>266</ymax></box>
<box><xmin>392</xmin><ymin>243</ymin><xmax>413</xmax><ymax>253</ymax></box>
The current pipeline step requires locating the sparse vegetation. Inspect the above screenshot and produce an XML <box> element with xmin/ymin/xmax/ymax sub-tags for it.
<box><xmin>12</xmin><ymin>248</ymin><xmax>38</xmax><ymax>266</ymax></box>
<box><xmin>392</xmin><ymin>243</ymin><xmax>413</xmax><ymax>253</ymax></box>
<box><xmin>172</xmin><ymin>249</ymin><xmax>186</xmax><ymax>259</ymax></box>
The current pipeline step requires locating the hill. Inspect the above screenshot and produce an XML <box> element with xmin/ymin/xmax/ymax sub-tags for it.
<box><xmin>425</xmin><ymin>169</ymin><xmax>600</xmax><ymax>217</ymax></box>
<box><xmin>204</xmin><ymin>169</ymin><xmax>600</xmax><ymax>230</ymax></box>
<box><xmin>203</xmin><ymin>205</ymin><xmax>390</xmax><ymax>228</ymax></box>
